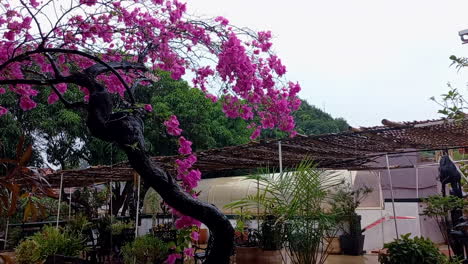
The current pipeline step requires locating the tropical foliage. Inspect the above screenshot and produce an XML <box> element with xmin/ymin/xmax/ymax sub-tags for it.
<box><xmin>422</xmin><ymin>195</ymin><xmax>468</xmax><ymax>244</ymax></box>
<box><xmin>15</xmin><ymin>226</ymin><xmax>86</xmax><ymax>264</ymax></box>
<box><xmin>331</xmin><ymin>184</ymin><xmax>372</xmax><ymax>235</ymax></box>
<box><xmin>0</xmin><ymin>137</ymin><xmax>57</xmax><ymax>222</ymax></box>
<box><xmin>121</xmin><ymin>235</ymin><xmax>170</xmax><ymax>264</ymax></box>
<box><xmin>379</xmin><ymin>233</ymin><xmax>461</xmax><ymax>264</ymax></box>
<box><xmin>226</xmin><ymin>160</ymin><xmax>345</xmax><ymax>264</ymax></box>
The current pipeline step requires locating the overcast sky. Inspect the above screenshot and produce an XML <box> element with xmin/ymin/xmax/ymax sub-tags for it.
<box><xmin>186</xmin><ymin>0</ymin><xmax>468</xmax><ymax>127</ymax></box>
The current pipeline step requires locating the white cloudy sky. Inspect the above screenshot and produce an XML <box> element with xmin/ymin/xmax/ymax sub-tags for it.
<box><xmin>186</xmin><ymin>0</ymin><xmax>468</xmax><ymax>127</ymax></box>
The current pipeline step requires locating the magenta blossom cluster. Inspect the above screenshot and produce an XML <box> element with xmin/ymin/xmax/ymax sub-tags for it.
<box><xmin>163</xmin><ymin>115</ymin><xmax>183</xmax><ymax>136</ymax></box>
<box><xmin>163</xmin><ymin>114</ymin><xmax>202</xmax><ymax>264</ymax></box>
<box><xmin>0</xmin><ymin>0</ymin><xmax>301</xmax><ymax>139</ymax></box>
<box><xmin>163</xmin><ymin>115</ymin><xmax>202</xmax><ymax>193</ymax></box>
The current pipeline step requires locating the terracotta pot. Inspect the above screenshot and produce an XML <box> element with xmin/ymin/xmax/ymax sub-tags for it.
<box><xmin>197</xmin><ymin>228</ymin><xmax>209</xmax><ymax>244</ymax></box>
<box><xmin>234</xmin><ymin>230</ymin><xmax>249</xmax><ymax>243</ymax></box>
<box><xmin>326</xmin><ymin>237</ymin><xmax>341</xmax><ymax>254</ymax></box>
<box><xmin>236</xmin><ymin>247</ymin><xmax>282</xmax><ymax>264</ymax></box>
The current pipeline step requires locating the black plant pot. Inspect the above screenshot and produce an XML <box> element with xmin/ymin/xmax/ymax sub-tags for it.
<box><xmin>339</xmin><ymin>234</ymin><xmax>365</xmax><ymax>256</ymax></box>
<box><xmin>260</xmin><ymin>216</ymin><xmax>283</xmax><ymax>251</ymax></box>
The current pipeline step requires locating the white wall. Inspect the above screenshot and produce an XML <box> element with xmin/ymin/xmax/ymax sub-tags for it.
<box><xmin>358</xmin><ymin>202</ymin><xmax>420</xmax><ymax>251</ymax></box>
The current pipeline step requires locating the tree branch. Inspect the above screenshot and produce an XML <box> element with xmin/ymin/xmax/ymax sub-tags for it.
<box><xmin>22</xmin><ymin>66</ymin><xmax>80</xmax><ymax>109</ymax></box>
<box><xmin>84</xmin><ymin>61</ymin><xmax>147</xmax><ymax>77</ymax></box>
<box><xmin>48</xmin><ymin>84</ymin><xmax>84</xmax><ymax>109</ymax></box>
<box><xmin>0</xmin><ymin>48</ymin><xmax>143</xmax><ymax>105</ymax></box>
<box><xmin>44</xmin><ymin>48</ymin><xmax>139</xmax><ymax>104</ymax></box>
<box><xmin>19</xmin><ymin>0</ymin><xmax>45</xmax><ymax>44</ymax></box>
<box><xmin>44</xmin><ymin>53</ymin><xmax>63</xmax><ymax>78</ymax></box>
<box><xmin>138</xmin><ymin>43</ymin><xmax>156</xmax><ymax>63</ymax></box>
<box><xmin>0</xmin><ymin>79</ymin><xmax>58</xmax><ymax>85</ymax></box>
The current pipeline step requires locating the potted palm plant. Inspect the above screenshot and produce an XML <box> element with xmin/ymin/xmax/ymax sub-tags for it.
<box><xmin>226</xmin><ymin>160</ymin><xmax>345</xmax><ymax>264</ymax></box>
<box><xmin>230</xmin><ymin>207</ymin><xmax>283</xmax><ymax>263</ymax></box>
<box><xmin>331</xmin><ymin>184</ymin><xmax>372</xmax><ymax>256</ymax></box>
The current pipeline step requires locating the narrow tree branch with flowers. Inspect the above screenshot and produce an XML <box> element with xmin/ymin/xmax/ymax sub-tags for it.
<box><xmin>0</xmin><ymin>0</ymin><xmax>301</xmax><ymax>263</ymax></box>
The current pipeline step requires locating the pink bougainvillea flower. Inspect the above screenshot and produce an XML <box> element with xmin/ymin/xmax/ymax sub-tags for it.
<box><xmin>0</xmin><ymin>88</ymin><xmax>5</xmax><ymax>94</ymax></box>
<box><xmin>0</xmin><ymin>106</ymin><xmax>8</xmax><ymax>116</ymax></box>
<box><xmin>184</xmin><ymin>247</ymin><xmax>195</xmax><ymax>257</ymax></box>
<box><xmin>56</xmin><ymin>83</ymin><xmax>67</xmax><ymax>94</ymax></box>
<box><xmin>144</xmin><ymin>104</ymin><xmax>153</xmax><ymax>112</ymax></box>
<box><xmin>47</xmin><ymin>93</ymin><xmax>59</xmax><ymax>104</ymax></box>
<box><xmin>79</xmin><ymin>0</ymin><xmax>97</xmax><ymax>6</ymax></box>
<box><xmin>19</xmin><ymin>96</ymin><xmax>37</xmax><ymax>111</ymax></box>
<box><xmin>29</xmin><ymin>0</ymin><xmax>40</xmax><ymax>8</ymax></box>
<box><xmin>175</xmin><ymin>215</ymin><xmax>201</xmax><ymax>229</ymax></box>
<box><xmin>0</xmin><ymin>0</ymin><xmax>300</xmax><ymax>138</ymax></box>
<box><xmin>178</xmin><ymin>136</ymin><xmax>192</xmax><ymax>155</ymax></box>
<box><xmin>205</xmin><ymin>93</ymin><xmax>218</xmax><ymax>102</ymax></box>
<box><xmin>175</xmin><ymin>155</ymin><xmax>197</xmax><ymax>174</ymax></box>
<box><xmin>214</xmin><ymin>16</ymin><xmax>229</xmax><ymax>26</ymax></box>
<box><xmin>184</xmin><ymin>169</ymin><xmax>201</xmax><ymax>189</ymax></box>
<box><xmin>250</xmin><ymin>126</ymin><xmax>262</xmax><ymax>140</ymax></box>
<box><xmin>190</xmin><ymin>231</ymin><xmax>199</xmax><ymax>241</ymax></box>
<box><xmin>164</xmin><ymin>115</ymin><xmax>182</xmax><ymax>136</ymax></box>
<box><xmin>165</xmin><ymin>253</ymin><xmax>182</xmax><ymax>264</ymax></box>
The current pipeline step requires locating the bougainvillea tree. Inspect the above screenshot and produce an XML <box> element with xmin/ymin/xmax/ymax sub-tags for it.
<box><xmin>0</xmin><ymin>0</ymin><xmax>301</xmax><ymax>262</ymax></box>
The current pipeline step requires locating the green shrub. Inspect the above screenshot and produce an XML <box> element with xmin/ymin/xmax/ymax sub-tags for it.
<box><xmin>379</xmin><ymin>233</ymin><xmax>460</xmax><ymax>264</ymax></box>
<box><xmin>15</xmin><ymin>226</ymin><xmax>86</xmax><ymax>263</ymax></box>
<box><xmin>121</xmin><ymin>235</ymin><xmax>169</xmax><ymax>264</ymax></box>
<box><xmin>66</xmin><ymin>213</ymin><xmax>92</xmax><ymax>235</ymax></box>
<box><xmin>111</xmin><ymin>220</ymin><xmax>135</xmax><ymax>235</ymax></box>
<box><xmin>15</xmin><ymin>239</ymin><xmax>41</xmax><ymax>264</ymax></box>
<box><xmin>422</xmin><ymin>195</ymin><xmax>467</xmax><ymax>244</ymax></box>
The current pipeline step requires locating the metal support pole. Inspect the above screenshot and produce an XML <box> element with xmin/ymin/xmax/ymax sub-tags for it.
<box><xmin>278</xmin><ymin>141</ymin><xmax>283</xmax><ymax>174</ymax></box>
<box><xmin>257</xmin><ymin>177</ymin><xmax>260</xmax><ymax>231</ymax></box>
<box><xmin>3</xmin><ymin>191</ymin><xmax>12</xmax><ymax>250</ymax></box>
<box><xmin>68</xmin><ymin>188</ymin><xmax>72</xmax><ymax>220</ymax></box>
<box><xmin>109</xmin><ymin>181</ymin><xmax>113</xmax><ymax>257</ymax></box>
<box><xmin>385</xmin><ymin>154</ymin><xmax>399</xmax><ymax>239</ymax></box>
<box><xmin>415</xmin><ymin>167</ymin><xmax>419</xmax><ymax>199</ymax></box>
<box><xmin>378</xmin><ymin>171</ymin><xmax>384</xmax><ymax>209</ymax></box>
<box><xmin>378</xmin><ymin>171</ymin><xmax>385</xmax><ymax>246</ymax></box>
<box><xmin>56</xmin><ymin>173</ymin><xmax>64</xmax><ymax>229</ymax></box>
<box><xmin>110</xmin><ymin>181</ymin><xmax>113</xmax><ymax>217</ymax></box>
<box><xmin>3</xmin><ymin>216</ymin><xmax>9</xmax><ymax>250</ymax></box>
<box><xmin>135</xmin><ymin>175</ymin><xmax>141</xmax><ymax>238</ymax></box>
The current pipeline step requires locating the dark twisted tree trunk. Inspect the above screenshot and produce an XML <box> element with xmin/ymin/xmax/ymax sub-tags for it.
<box><xmin>81</xmin><ymin>73</ymin><xmax>234</xmax><ymax>264</ymax></box>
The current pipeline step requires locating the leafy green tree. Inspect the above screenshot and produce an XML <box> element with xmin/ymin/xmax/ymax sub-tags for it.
<box><xmin>294</xmin><ymin>99</ymin><xmax>349</xmax><ymax>135</ymax></box>
<box><xmin>0</xmin><ymin>72</ymin><xmax>253</xmax><ymax>168</ymax></box>
<box><xmin>0</xmin><ymin>86</ymin><xmax>93</xmax><ymax>168</ymax></box>
<box><xmin>140</xmin><ymin>71</ymin><xmax>251</xmax><ymax>156</ymax></box>
<box><xmin>1</xmin><ymin>74</ymin><xmax>350</xmax><ymax>169</ymax></box>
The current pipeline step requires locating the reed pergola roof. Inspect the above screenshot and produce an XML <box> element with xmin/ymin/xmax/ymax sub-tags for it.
<box><xmin>45</xmin><ymin>117</ymin><xmax>468</xmax><ymax>187</ymax></box>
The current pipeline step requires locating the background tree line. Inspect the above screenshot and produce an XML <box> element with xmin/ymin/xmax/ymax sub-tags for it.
<box><xmin>0</xmin><ymin>71</ymin><xmax>349</xmax><ymax>170</ymax></box>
